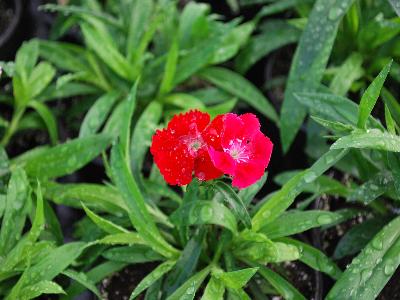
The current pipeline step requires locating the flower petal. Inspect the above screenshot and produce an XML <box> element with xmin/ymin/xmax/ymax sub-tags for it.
<box><xmin>150</xmin><ymin>128</ymin><xmax>194</xmax><ymax>186</ymax></box>
<box><xmin>203</xmin><ymin>114</ymin><xmax>224</xmax><ymax>150</ymax></box>
<box><xmin>250</xmin><ymin>132</ymin><xmax>273</xmax><ymax>166</ymax></box>
<box><xmin>240</xmin><ymin>113</ymin><xmax>260</xmax><ymax>139</ymax></box>
<box><xmin>194</xmin><ymin>148</ymin><xmax>223</xmax><ymax>181</ymax></box>
<box><xmin>168</xmin><ymin>110</ymin><xmax>210</xmax><ymax>137</ymax></box>
<box><xmin>208</xmin><ymin>147</ymin><xmax>237</xmax><ymax>175</ymax></box>
<box><xmin>232</xmin><ymin>162</ymin><xmax>265</xmax><ymax>189</ymax></box>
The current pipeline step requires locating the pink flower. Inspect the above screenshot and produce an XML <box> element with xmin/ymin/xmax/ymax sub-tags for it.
<box><xmin>208</xmin><ymin>113</ymin><xmax>273</xmax><ymax>189</ymax></box>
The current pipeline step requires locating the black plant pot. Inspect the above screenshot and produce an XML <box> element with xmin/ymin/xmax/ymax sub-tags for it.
<box><xmin>0</xmin><ymin>0</ymin><xmax>22</xmax><ymax>60</ymax></box>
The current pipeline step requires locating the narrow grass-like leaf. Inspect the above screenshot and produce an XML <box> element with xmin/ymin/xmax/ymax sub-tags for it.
<box><xmin>82</xmin><ymin>203</ymin><xmax>128</xmax><ymax>234</ymax></box>
<box><xmin>0</xmin><ymin>168</ymin><xmax>29</xmax><ymax>256</ymax></box>
<box><xmin>129</xmin><ymin>261</ymin><xmax>176</xmax><ymax>300</ymax></box>
<box><xmin>252</xmin><ymin>263</ymin><xmax>306</xmax><ymax>300</ymax></box>
<box><xmin>61</xmin><ymin>269</ymin><xmax>102</xmax><ymax>299</ymax></box>
<box><xmin>333</xmin><ymin>217</ymin><xmax>389</xmax><ymax>259</ymax></box>
<box><xmin>167</xmin><ymin>266</ymin><xmax>211</xmax><ymax>300</ymax></box>
<box><xmin>28</xmin><ymin>100</ymin><xmax>58</xmax><ymax>144</ymax></box>
<box><xmin>329</xmin><ymin>52</ymin><xmax>363</xmax><ymax>96</ymax></box>
<box><xmin>279</xmin><ymin>238</ymin><xmax>342</xmax><ymax>280</ymax></box>
<box><xmin>331</xmin><ymin>129</ymin><xmax>400</xmax><ymax>152</ymax></box>
<box><xmin>388</xmin><ymin>0</ymin><xmax>400</xmax><ymax>16</ymax></box>
<box><xmin>45</xmin><ymin>182</ymin><xmax>126</xmax><ymax>215</ymax></box>
<box><xmin>110</xmin><ymin>143</ymin><xmax>178</xmax><ymax>258</ymax></box>
<box><xmin>96</xmin><ymin>232</ymin><xmax>144</xmax><ymax>246</ymax></box>
<box><xmin>215</xmin><ymin>181</ymin><xmax>252</xmax><ymax>229</ymax></box>
<box><xmin>327</xmin><ymin>216</ymin><xmax>400</xmax><ymax>300</ymax></box>
<box><xmin>28</xmin><ymin>62</ymin><xmax>56</xmax><ymax>99</ymax></box>
<box><xmin>19</xmin><ymin>281</ymin><xmax>65</xmax><ymax>299</ymax></box>
<box><xmin>382</xmin><ymin>88</ymin><xmax>400</xmax><ymax>127</ymax></box>
<box><xmin>18</xmin><ymin>134</ymin><xmax>112</xmax><ymax>179</ymax></box>
<box><xmin>79</xmin><ymin>91</ymin><xmax>119</xmax><ymax>137</ymax></box>
<box><xmin>199</xmin><ymin>67</ymin><xmax>278</xmax><ymax>123</ymax></box>
<box><xmin>214</xmin><ymin>268</ymin><xmax>258</xmax><ymax>290</ymax></box>
<box><xmin>280</xmin><ymin>0</ymin><xmax>355</xmax><ymax>152</ymax></box>
<box><xmin>81</xmin><ymin>22</ymin><xmax>133</xmax><ymax>80</ymax></box>
<box><xmin>239</xmin><ymin>173</ymin><xmax>267</xmax><ymax>206</ymax></box>
<box><xmin>164</xmin><ymin>230</ymin><xmax>204</xmax><ymax>296</ymax></box>
<box><xmin>121</xmin><ymin>82</ymin><xmax>138</xmax><ymax>164</ymax></box>
<box><xmin>130</xmin><ymin>101</ymin><xmax>162</xmax><ymax>184</ymax></box>
<box><xmin>201</xmin><ymin>276</ymin><xmax>225</xmax><ymax>300</ymax></box>
<box><xmin>357</xmin><ymin>60</ymin><xmax>392</xmax><ymax>128</ymax></box>
<box><xmin>170</xmin><ymin>200</ymin><xmax>238</xmax><ymax>234</ymax></box>
<box><xmin>102</xmin><ymin>245</ymin><xmax>163</xmax><ymax>263</ymax></box>
<box><xmin>260</xmin><ymin>210</ymin><xmax>343</xmax><ymax>238</ymax></box>
<box><xmin>253</xmin><ymin>149</ymin><xmax>348</xmax><ymax>231</ymax></box>
<box><xmin>236</xmin><ymin>20</ymin><xmax>300</xmax><ymax>73</ymax></box>
<box><xmin>159</xmin><ymin>38</ymin><xmax>179</xmax><ymax>96</ymax></box>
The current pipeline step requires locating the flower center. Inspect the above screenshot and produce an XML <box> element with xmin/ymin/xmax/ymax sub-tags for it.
<box><xmin>181</xmin><ymin>135</ymin><xmax>204</xmax><ymax>156</ymax></box>
<box><xmin>225</xmin><ymin>138</ymin><xmax>250</xmax><ymax>163</ymax></box>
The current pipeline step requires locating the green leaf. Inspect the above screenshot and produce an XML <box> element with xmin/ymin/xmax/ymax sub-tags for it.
<box><xmin>19</xmin><ymin>281</ymin><xmax>65</xmax><ymax>300</ymax></box>
<box><xmin>201</xmin><ymin>277</ymin><xmax>225</xmax><ymax>300</ymax></box>
<box><xmin>79</xmin><ymin>91</ymin><xmax>120</xmax><ymax>137</ymax></box>
<box><xmin>110</xmin><ymin>143</ymin><xmax>178</xmax><ymax>258</ymax></box>
<box><xmin>260</xmin><ymin>210</ymin><xmax>344</xmax><ymax>238</ymax></box>
<box><xmin>45</xmin><ymin>182</ymin><xmax>126</xmax><ymax>215</ymax></box>
<box><xmin>121</xmin><ymin>82</ymin><xmax>138</xmax><ymax>164</ymax></box>
<box><xmin>97</xmin><ymin>232</ymin><xmax>144</xmax><ymax>246</ymax></box>
<box><xmin>252</xmin><ymin>149</ymin><xmax>348</xmax><ymax>231</ymax></box>
<box><xmin>159</xmin><ymin>37</ymin><xmax>179</xmax><ymax>96</ymax></box>
<box><xmin>238</xmin><ymin>173</ymin><xmax>267</xmax><ymax>206</ymax></box>
<box><xmin>126</xmin><ymin>0</ymin><xmax>154</xmax><ymax>61</ymax></box>
<box><xmin>15</xmin><ymin>40</ymin><xmax>39</xmax><ymax>79</ymax></box>
<box><xmin>81</xmin><ymin>22</ymin><xmax>133</xmax><ymax>80</ymax></box>
<box><xmin>280</xmin><ymin>0</ymin><xmax>355</xmax><ymax>152</ymax></box>
<box><xmin>9</xmin><ymin>241</ymin><xmax>85</xmax><ymax>297</ymax></box>
<box><xmin>215</xmin><ymin>181</ymin><xmax>252</xmax><ymax>229</ymax></box>
<box><xmin>82</xmin><ymin>203</ymin><xmax>128</xmax><ymax>235</ymax></box>
<box><xmin>211</xmin><ymin>21</ymin><xmax>255</xmax><ymax>65</ymax></box>
<box><xmin>129</xmin><ymin>261</ymin><xmax>176</xmax><ymax>300</ymax></box>
<box><xmin>327</xmin><ymin>216</ymin><xmax>400</xmax><ymax>300</ymax></box>
<box><xmin>329</xmin><ymin>52</ymin><xmax>364</xmax><ymax>96</ymax></box>
<box><xmin>233</xmin><ymin>231</ymin><xmax>275</xmax><ymax>263</ymax></box>
<box><xmin>389</xmin><ymin>0</ymin><xmax>400</xmax><ymax>16</ymax></box>
<box><xmin>164</xmin><ymin>93</ymin><xmax>205</xmax><ymax>110</ymax></box>
<box><xmin>61</xmin><ymin>269</ymin><xmax>102</xmax><ymax>299</ymax></box>
<box><xmin>214</xmin><ymin>268</ymin><xmax>258</xmax><ymax>290</ymax></box>
<box><xmin>255</xmin><ymin>264</ymin><xmax>307</xmax><ymax>300</ymax></box>
<box><xmin>28</xmin><ymin>62</ymin><xmax>56</xmax><ymax>99</ymax></box>
<box><xmin>0</xmin><ymin>168</ymin><xmax>29</xmax><ymax>256</ymax></box>
<box><xmin>382</xmin><ymin>88</ymin><xmax>400</xmax><ymax>128</ymax></box>
<box><xmin>199</xmin><ymin>67</ymin><xmax>278</xmax><ymax>123</ymax></box>
<box><xmin>28</xmin><ymin>100</ymin><xmax>58</xmax><ymax>145</ymax></box>
<box><xmin>102</xmin><ymin>245</ymin><xmax>163</xmax><ymax>263</ymax></box>
<box><xmin>167</xmin><ymin>266</ymin><xmax>211</xmax><ymax>300</ymax></box>
<box><xmin>170</xmin><ymin>200</ymin><xmax>238</xmax><ymax>234</ymax></box>
<box><xmin>64</xmin><ymin>261</ymin><xmax>127</xmax><ymax>298</ymax></box>
<box><xmin>17</xmin><ymin>134</ymin><xmax>112</xmax><ymax>179</ymax></box>
<box><xmin>235</xmin><ymin>20</ymin><xmax>300</xmax><ymax>73</ymax></box>
<box><xmin>357</xmin><ymin>60</ymin><xmax>392</xmax><ymax>128</ymax></box>
<box><xmin>164</xmin><ymin>230</ymin><xmax>204</xmax><ymax>296</ymax></box>
<box><xmin>279</xmin><ymin>237</ymin><xmax>342</xmax><ymax>280</ymax></box>
<box><xmin>274</xmin><ymin>170</ymin><xmax>349</xmax><ymax>197</ymax></box>
<box><xmin>130</xmin><ymin>101</ymin><xmax>162</xmax><ymax>184</ymax></box>
<box><xmin>333</xmin><ymin>217</ymin><xmax>389</xmax><ymax>259</ymax></box>
<box><xmin>331</xmin><ymin>129</ymin><xmax>400</xmax><ymax>152</ymax></box>
<box><xmin>173</xmin><ymin>33</ymin><xmax>223</xmax><ymax>86</ymax></box>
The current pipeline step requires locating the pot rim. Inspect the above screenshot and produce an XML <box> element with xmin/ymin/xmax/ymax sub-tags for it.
<box><xmin>0</xmin><ymin>0</ymin><xmax>22</xmax><ymax>48</ymax></box>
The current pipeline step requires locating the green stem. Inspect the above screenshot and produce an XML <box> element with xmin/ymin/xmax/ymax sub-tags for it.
<box><xmin>0</xmin><ymin>107</ymin><xmax>25</xmax><ymax>146</ymax></box>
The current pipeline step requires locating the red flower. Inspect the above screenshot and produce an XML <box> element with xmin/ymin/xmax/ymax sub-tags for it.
<box><xmin>150</xmin><ymin>110</ymin><xmax>223</xmax><ymax>186</ymax></box>
<box><xmin>208</xmin><ymin>113</ymin><xmax>273</xmax><ymax>189</ymax></box>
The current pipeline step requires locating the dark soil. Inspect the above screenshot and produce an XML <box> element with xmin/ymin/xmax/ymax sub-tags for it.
<box><xmin>100</xmin><ymin>263</ymin><xmax>158</xmax><ymax>300</ymax></box>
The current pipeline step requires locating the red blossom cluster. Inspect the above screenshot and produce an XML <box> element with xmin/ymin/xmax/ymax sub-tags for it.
<box><xmin>150</xmin><ymin>110</ymin><xmax>273</xmax><ymax>189</ymax></box>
